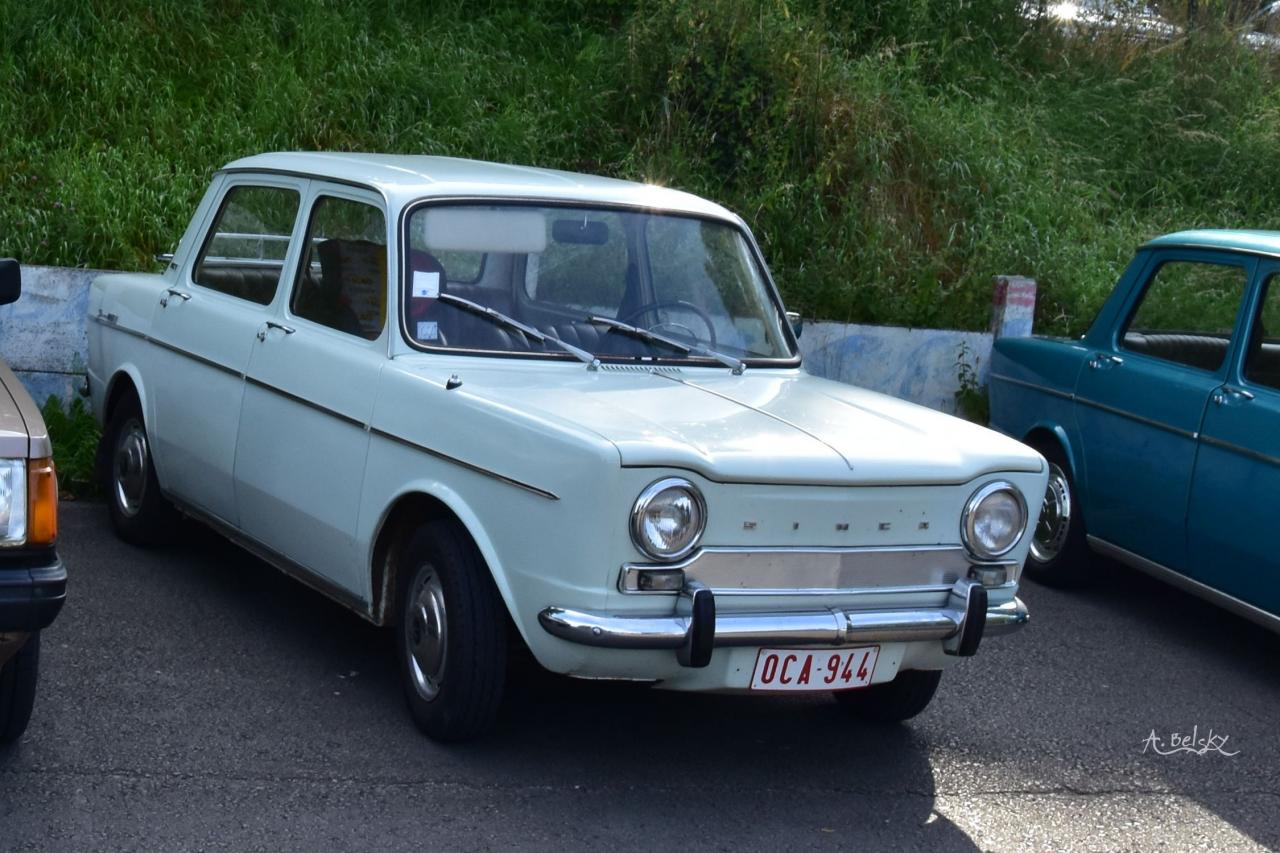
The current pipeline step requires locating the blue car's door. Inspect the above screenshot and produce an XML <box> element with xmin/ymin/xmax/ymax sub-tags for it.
<box><xmin>1074</xmin><ymin>252</ymin><xmax>1253</xmax><ymax>570</ymax></box>
<box><xmin>1186</xmin><ymin>261</ymin><xmax>1280</xmax><ymax>617</ymax></box>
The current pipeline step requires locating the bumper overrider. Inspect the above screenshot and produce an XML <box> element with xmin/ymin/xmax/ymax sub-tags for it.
<box><xmin>538</xmin><ymin>577</ymin><xmax>1029</xmax><ymax>669</ymax></box>
<box><xmin>0</xmin><ymin>550</ymin><xmax>68</xmax><ymax>633</ymax></box>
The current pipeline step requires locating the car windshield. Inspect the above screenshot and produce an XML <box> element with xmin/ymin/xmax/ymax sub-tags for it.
<box><xmin>403</xmin><ymin>203</ymin><xmax>794</xmax><ymax>363</ymax></box>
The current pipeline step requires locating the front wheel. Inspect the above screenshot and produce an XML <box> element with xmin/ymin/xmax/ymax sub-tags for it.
<box><xmin>0</xmin><ymin>633</ymin><xmax>40</xmax><ymax>745</ymax></box>
<box><xmin>1023</xmin><ymin>443</ymin><xmax>1091</xmax><ymax>587</ymax></box>
<box><xmin>833</xmin><ymin>669</ymin><xmax>941</xmax><ymax>723</ymax></box>
<box><xmin>395</xmin><ymin>519</ymin><xmax>507</xmax><ymax>742</ymax></box>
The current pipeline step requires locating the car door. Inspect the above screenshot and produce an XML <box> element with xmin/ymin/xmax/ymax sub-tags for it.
<box><xmin>147</xmin><ymin>178</ymin><xmax>307</xmax><ymax>523</ymax></box>
<box><xmin>1186</xmin><ymin>261</ymin><xmax>1280</xmax><ymax>617</ymax></box>
<box><xmin>233</xmin><ymin>187</ymin><xmax>389</xmax><ymax>597</ymax></box>
<box><xmin>1073</xmin><ymin>251</ymin><xmax>1253</xmax><ymax>570</ymax></box>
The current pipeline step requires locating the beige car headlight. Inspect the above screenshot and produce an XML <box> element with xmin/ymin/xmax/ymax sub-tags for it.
<box><xmin>630</xmin><ymin>478</ymin><xmax>706</xmax><ymax>562</ymax></box>
<box><xmin>0</xmin><ymin>459</ymin><xmax>28</xmax><ymax>546</ymax></box>
<box><xmin>961</xmin><ymin>480</ymin><xmax>1027</xmax><ymax>561</ymax></box>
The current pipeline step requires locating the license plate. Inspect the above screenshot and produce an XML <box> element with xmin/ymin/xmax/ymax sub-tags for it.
<box><xmin>749</xmin><ymin>646</ymin><xmax>879</xmax><ymax>692</ymax></box>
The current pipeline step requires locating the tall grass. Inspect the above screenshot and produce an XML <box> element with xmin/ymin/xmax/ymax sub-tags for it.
<box><xmin>1</xmin><ymin>0</ymin><xmax>1277</xmax><ymax>335</ymax></box>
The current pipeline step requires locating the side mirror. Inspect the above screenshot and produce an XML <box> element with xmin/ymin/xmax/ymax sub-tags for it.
<box><xmin>0</xmin><ymin>259</ymin><xmax>20</xmax><ymax>306</ymax></box>
<box><xmin>785</xmin><ymin>310</ymin><xmax>803</xmax><ymax>339</ymax></box>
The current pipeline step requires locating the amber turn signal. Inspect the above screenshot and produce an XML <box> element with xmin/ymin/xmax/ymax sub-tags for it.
<box><xmin>26</xmin><ymin>457</ymin><xmax>57</xmax><ymax>546</ymax></box>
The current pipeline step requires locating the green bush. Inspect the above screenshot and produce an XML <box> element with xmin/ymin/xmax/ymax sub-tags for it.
<box><xmin>1</xmin><ymin>0</ymin><xmax>1277</xmax><ymax>335</ymax></box>
<box><xmin>40</xmin><ymin>395</ymin><xmax>100</xmax><ymax>499</ymax></box>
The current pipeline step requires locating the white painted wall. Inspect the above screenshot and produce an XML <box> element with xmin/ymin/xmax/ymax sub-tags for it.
<box><xmin>0</xmin><ymin>265</ymin><xmax>997</xmax><ymax>415</ymax></box>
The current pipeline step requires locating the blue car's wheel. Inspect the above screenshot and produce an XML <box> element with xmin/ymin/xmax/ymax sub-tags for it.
<box><xmin>1024</xmin><ymin>443</ymin><xmax>1091</xmax><ymax>587</ymax></box>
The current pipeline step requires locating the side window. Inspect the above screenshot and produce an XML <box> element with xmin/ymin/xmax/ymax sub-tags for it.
<box><xmin>1244</xmin><ymin>274</ymin><xmax>1280</xmax><ymax>392</ymax></box>
<box><xmin>1120</xmin><ymin>260</ymin><xmax>1248</xmax><ymax>372</ymax></box>
<box><xmin>290</xmin><ymin>196</ymin><xmax>387</xmax><ymax>341</ymax></box>
<box><xmin>193</xmin><ymin>185</ymin><xmax>300</xmax><ymax>305</ymax></box>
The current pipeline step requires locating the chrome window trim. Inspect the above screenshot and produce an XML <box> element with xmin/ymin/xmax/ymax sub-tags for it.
<box><xmin>1088</xmin><ymin>536</ymin><xmax>1280</xmax><ymax>634</ymax></box>
<box><xmin>960</xmin><ymin>480</ymin><xmax>1028</xmax><ymax>561</ymax></box>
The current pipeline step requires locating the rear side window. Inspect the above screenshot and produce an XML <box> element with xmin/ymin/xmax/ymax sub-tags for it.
<box><xmin>1120</xmin><ymin>260</ymin><xmax>1248</xmax><ymax>372</ymax></box>
<box><xmin>290</xmin><ymin>196</ymin><xmax>387</xmax><ymax>340</ymax></box>
<box><xmin>1245</xmin><ymin>274</ymin><xmax>1280</xmax><ymax>392</ymax></box>
<box><xmin>193</xmin><ymin>185</ymin><xmax>300</xmax><ymax>305</ymax></box>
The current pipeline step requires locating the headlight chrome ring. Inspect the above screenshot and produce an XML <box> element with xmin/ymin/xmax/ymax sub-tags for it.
<box><xmin>630</xmin><ymin>477</ymin><xmax>707</xmax><ymax>562</ymax></box>
<box><xmin>961</xmin><ymin>480</ymin><xmax>1028</xmax><ymax>562</ymax></box>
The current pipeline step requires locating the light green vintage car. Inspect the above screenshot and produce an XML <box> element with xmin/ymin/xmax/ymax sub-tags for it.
<box><xmin>88</xmin><ymin>153</ymin><xmax>1043</xmax><ymax>741</ymax></box>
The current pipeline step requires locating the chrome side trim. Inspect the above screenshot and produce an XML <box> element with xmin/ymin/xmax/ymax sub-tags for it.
<box><xmin>987</xmin><ymin>373</ymin><xmax>1074</xmax><ymax>401</ymax></box>
<box><xmin>537</xmin><ymin>595</ymin><xmax>1028</xmax><ymax>650</ymax></box>
<box><xmin>96</xmin><ymin>316</ymin><xmax>559</xmax><ymax>501</ymax></box>
<box><xmin>370</xmin><ymin>428</ymin><xmax>560</xmax><ymax>501</ymax></box>
<box><xmin>620</xmin><ymin>545</ymin><xmax>1013</xmax><ymax>596</ymax></box>
<box><xmin>1197</xmin><ymin>434</ymin><xmax>1280</xmax><ymax>469</ymax></box>
<box><xmin>1075</xmin><ymin>396</ymin><xmax>1198</xmax><ymax>440</ymax></box>
<box><xmin>244</xmin><ymin>376</ymin><xmax>365</xmax><ymax>429</ymax></box>
<box><xmin>168</xmin><ymin>494</ymin><xmax>375</xmax><ymax>623</ymax></box>
<box><xmin>1087</xmin><ymin>536</ymin><xmax>1280</xmax><ymax>634</ymax></box>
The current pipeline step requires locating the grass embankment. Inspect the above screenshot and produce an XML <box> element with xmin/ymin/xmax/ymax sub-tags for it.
<box><xmin>1</xmin><ymin>0</ymin><xmax>1278</xmax><ymax>337</ymax></box>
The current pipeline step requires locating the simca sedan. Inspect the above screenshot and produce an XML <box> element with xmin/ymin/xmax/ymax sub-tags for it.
<box><xmin>990</xmin><ymin>230</ymin><xmax>1280</xmax><ymax>632</ymax></box>
<box><xmin>88</xmin><ymin>153</ymin><xmax>1043</xmax><ymax>741</ymax></box>
<box><xmin>0</xmin><ymin>259</ymin><xmax>66</xmax><ymax>745</ymax></box>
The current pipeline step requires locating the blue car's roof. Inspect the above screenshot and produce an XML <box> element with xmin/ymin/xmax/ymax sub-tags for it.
<box><xmin>1143</xmin><ymin>229</ymin><xmax>1280</xmax><ymax>258</ymax></box>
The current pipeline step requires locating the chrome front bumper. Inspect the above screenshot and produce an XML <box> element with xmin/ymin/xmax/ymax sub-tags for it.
<box><xmin>538</xmin><ymin>578</ymin><xmax>1029</xmax><ymax>668</ymax></box>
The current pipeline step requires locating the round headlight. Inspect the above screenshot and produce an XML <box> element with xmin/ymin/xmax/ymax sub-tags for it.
<box><xmin>630</xmin><ymin>478</ymin><xmax>706</xmax><ymax>562</ymax></box>
<box><xmin>961</xmin><ymin>481</ymin><xmax>1027</xmax><ymax>561</ymax></box>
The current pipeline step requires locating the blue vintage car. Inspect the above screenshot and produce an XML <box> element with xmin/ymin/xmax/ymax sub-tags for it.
<box><xmin>989</xmin><ymin>230</ymin><xmax>1280</xmax><ymax>632</ymax></box>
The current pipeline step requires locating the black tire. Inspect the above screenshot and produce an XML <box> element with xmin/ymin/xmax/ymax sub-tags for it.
<box><xmin>833</xmin><ymin>669</ymin><xmax>941</xmax><ymax>724</ymax></box>
<box><xmin>101</xmin><ymin>395</ymin><xmax>178</xmax><ymax>545</ymax></box>
<box><xmin>1023</xmin><ymin>441</ymin><xmax>1092</xmax><ymax>588</ymax></box>
<box><xmin>395</xmin><ymin>519</ymin><xmax>507</xmax><ymax>742</ymax></box>
<box><xmin>0</xmin><ymin>633</ymin><xmax>40</xmax><ymax>745</ymax></box>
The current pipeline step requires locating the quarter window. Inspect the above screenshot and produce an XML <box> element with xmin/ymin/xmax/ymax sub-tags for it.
<box><xmin>290</xmin><ymin>196</ymin><xmax>387</xmax><ymax>341</ymax></box>
<box><xmin>193</xmin><ymin>185</ymin><xmax>300</xmax><ymax>305</ymax></box>
<box><xmin>1120</xmin><ymin>260</ymin><xmax>1248</xmax><ymax>372</ymax></box>
<box><xmin>1244</xmin><ymin>274</ymin><xmax>1280</xmax><ymax>391</ymax></box>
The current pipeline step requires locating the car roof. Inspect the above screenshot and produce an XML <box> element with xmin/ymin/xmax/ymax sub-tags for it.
<box><xmin>1143</xmin><ymin>229</ymin><xmax>1280</xmax><ymax>258</ymax></box>
<box><xmin>221</xmin><ymin>152</ymin><xmax>739</xmax><ymax>222</ymax></box>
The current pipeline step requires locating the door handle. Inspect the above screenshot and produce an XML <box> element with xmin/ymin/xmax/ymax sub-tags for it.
<box><xmin>1088</xmin><ymin>352</ymin><xmax>1123</xmax><ymax>370</ymax></box>
<box><xmin>159</xmin><ymin>288</ymin><xmax>191</xmax><ymax>308</ymax></box>
<box><xmin>1212</xmin><ymin>386</ymin><xmax>1255</xmax><ymax>407</ymax></box>
<box><xmin>256</xmin><ymin>321</ymin><xmax>296</xmax><ymax>342</ymax></box>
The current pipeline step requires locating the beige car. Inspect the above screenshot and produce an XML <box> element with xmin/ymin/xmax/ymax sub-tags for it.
<box><xmin>0</xmin><ymin>259</ymin><xmax>65</xmax><ymax>745</ymax></box>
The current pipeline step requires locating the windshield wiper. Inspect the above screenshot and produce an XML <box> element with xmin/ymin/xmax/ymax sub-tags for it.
<box><xmin>437</xmin><ymin>293</ymin><xmax>600</xmax><ymax>370</ymax></box>
<box><xmin>585</xmin><ymin>315</ymin><xmax>745</xmax><ymax>375</ymax></box>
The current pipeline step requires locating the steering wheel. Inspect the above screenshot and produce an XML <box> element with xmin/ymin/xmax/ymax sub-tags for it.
<box><xmin>617</xmin><ymin>300</ymin><xmax>718</xmax><ymax>348</ymax></box>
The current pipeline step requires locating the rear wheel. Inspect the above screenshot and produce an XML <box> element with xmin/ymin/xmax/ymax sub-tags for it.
<box><xmin>101</xmin><ymin>395</ymin><xmax>178</xmax><ymax>545</ymax></box>
<box><xmin>1024</xmin><ymin>442</ymin><xmax>1091</xmax><ymax>587</ymax></box>
<box><xmin>395</xmin><ymin>519</ymin><xmax>507</xmax><ymax>742</ymax></box>
<box><xmin>0</xmin><ymin>633</ymin><xmax>40</xmax><ymax>745</ymax></box>
<box><xmin>834</xmin><ymin>669</ymin><xmax>941</xmax><ymax>723</ymax></box>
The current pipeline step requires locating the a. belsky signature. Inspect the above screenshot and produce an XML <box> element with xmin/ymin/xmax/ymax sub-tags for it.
<box><xmin>1141</xmin><ymin>726</ymin><xmax>1240</xmax><ymax>757</ymax></box>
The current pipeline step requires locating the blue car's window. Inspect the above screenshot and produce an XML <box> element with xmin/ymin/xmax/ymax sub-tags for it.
<box><xmin>1245</xmin><ymin>274</ymin><xmax>1280</xmax><ymax>391</ymax></box>
<box><xmin>1120</xmin><ymin>260</ymin><xmax>1248</xmax><ymax>372</ymax></box>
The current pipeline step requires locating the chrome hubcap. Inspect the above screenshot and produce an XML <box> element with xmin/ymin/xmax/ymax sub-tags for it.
<box><xmin>406</xmin><ymin>564</ymin><xmax>448</xmax><ymax>701</ymax></box>
<box><xmin>113</xmin><ymin>421</ymin><xmax>150</xmax><ymax>518</ymax></box>
<box><xmin>1030</xmin><ymin>462</ymin><xmax>1072</xmax><ymax>563</ymax></box>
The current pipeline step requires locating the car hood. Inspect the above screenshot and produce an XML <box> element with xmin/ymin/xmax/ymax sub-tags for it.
<box><xmin>423</xmin><ymin>363</ymin><xmax>1043</xmax><ymax>486</ymax></box>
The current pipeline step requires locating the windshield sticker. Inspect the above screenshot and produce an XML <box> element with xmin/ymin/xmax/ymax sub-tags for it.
<box><xmin>412</xmin><ymin>270</ymin><xmax>441</xmax><ymax>299</ymax></box>
<box><xmin>417</xmin><ymin>320</ymin><xmax>439</xmax><ymax>341</ymax></box>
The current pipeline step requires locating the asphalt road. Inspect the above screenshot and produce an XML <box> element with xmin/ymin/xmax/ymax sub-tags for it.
<box><xmin>1</xmin><ymin>503</ymin><xmax>1277</xmax><ymax>852</ymax></box>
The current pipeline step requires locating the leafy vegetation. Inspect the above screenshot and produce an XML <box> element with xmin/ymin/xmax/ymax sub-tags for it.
<box><xmin>40</xmin><ymin>395</ymin><xmax>100</xmax><ymax>498</ymax></box>
<box><xmin>1</xmin><ymin>0</ymin><xmax>1277</xmax><ymax>335</ymax></box>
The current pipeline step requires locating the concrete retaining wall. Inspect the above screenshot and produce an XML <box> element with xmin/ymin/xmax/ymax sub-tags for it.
<box><xmin>1</xmin><ymin>265</ymin><xmax>994</xmax><ymax>415</ymax></box>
